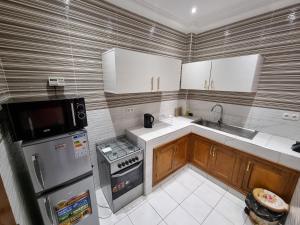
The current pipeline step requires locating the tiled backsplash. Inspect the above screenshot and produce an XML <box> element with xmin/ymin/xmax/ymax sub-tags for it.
<box><xmin>187</xmin><ymin>100</ymin><xmax>300</xmax><ymax>140</ymax></box>
<box><xmin>86</xmin><ymin>99</ymin><xmax>186</xmax><ymax>187</ymax></box>
<box><xmin>0</xmin><ymin>1</ymin><xmax>299</xmax><ymax>112</ymax></box>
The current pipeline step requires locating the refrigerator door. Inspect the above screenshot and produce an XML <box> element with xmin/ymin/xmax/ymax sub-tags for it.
<box><xmin>37</xmin><ymin>175</ymin><xmax>99</xmax><ymax>225</ymax></box>
<box><xmin>22</xmin><ymin>130</ymin><xmax>92</xmax><ymax>193</ymax></box>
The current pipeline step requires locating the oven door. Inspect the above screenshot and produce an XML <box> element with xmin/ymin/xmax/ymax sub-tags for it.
<box><xmin>111</xmin><ymin>161</ymin><xmax>143</xmax><ymax>200</ymax></box>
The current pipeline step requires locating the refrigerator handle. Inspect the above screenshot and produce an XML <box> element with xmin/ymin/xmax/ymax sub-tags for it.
<box><xmin>44</xmin><ymin>197</ymin><xmax>54</xmax><ymax>225</ymax></box>
<box><xmin>32</xmin><ymin>154</ymin><xmax>45</xmax><ymax>190</ymax></box>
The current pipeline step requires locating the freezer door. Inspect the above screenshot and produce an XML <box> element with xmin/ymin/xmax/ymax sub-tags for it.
<box><xmin>37</xmin><ymin>175</ymin><xmax>99</xmax><ymax>225</ymax></box>
<box><xmin>23</xmin><ymin>131</ymin><xmax>92</xmax><ymax>193</ymax></box>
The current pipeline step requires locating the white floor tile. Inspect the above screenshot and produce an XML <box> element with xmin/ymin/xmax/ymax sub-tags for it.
<box><xmin>244</xmin><ymin>218</ymin><xmax>252</xmax><ymax>225</ymax></box>
<box><xmin>158</xmin><ymin>221</ymin><xmax>167</xmax><ymax>225</ymax></box>
<box><xmin>161</xmin><ymin>179</ymin><xmax>192</xmax><ymax>203</ymax></box>
<box><xmin>181</xmin><ymin>194</ymin><xmax>212</xmax><ymax>224</ymax></box>
<box><xmin>164</xmin><ymin>206</ymin><xmax>199</xmax><ymax>225</ymax></box>
<box><xmin>128</xmin><ymin>202</ymin><xmax>162</xmax><ymax>225</ymax></box>
<box><xmin>187</xmin><ymin>167</ymin><xmax>208</xmax><ymax>181</ymax></box>
<box><xmin>98</xmin><ymin>208</ymin><xmax>127</xmax><ymax>225</ymax></box>
<box><xmin>96</xmin><ymin>188</ymin><xmax>109</xmax><ymax>207</ymax></box>
<box><xmin>205</xmin><ymin>178</ymin><xmax>227</xmax><ymax>194</ymax></box>
<box><xmin>148</xmin><ymin>188</ymin><xmax>178</xmax><ymax>218</ymax></box>
<box><xmin>115</xmin><ymin>216</ymin><xmax>133</xmax><ymax>225</ymax></box>
<box><xmin>215</xmin><ymin>196</ymin><xmax>247</xmax><ymax>225</ymax></box>
<box><xmin>202</xmin><ymin>210</ymin><xmax>234</xmax><ymax>225</ymax></box>
<box><xmin>122</xmin><ymin>195</ymin><xmax>147</xmax><ymax>214</ymax></box>
<box><xmin>175</xmin><ymin>169</ymin><xmax>203</xmax><ymax>192</ymax></box>
<box><xmin>224</xmin><ymin>191</ymin><xmax>245</xmax><ymax>208</ymax></box>
<box><xmin>194</xmin><ymin>183</ymin><xmax>223</xmax><ymax>207</ymax></box>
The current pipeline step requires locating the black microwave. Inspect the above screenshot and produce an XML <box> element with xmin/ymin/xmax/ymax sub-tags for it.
<box><xmin>2</xmin><ymin>96</ymin><xmax>87</xmax><ymax>142</ymax></box>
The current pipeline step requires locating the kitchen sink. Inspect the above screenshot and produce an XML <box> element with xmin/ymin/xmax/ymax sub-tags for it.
<box><xmin>192</xmin><ymin>119</ymin><xmax>258</xmax><ymax>139</ymax></box>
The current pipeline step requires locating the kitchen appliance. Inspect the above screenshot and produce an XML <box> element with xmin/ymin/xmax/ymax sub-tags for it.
<box><xmin>292</xmin><ymin>141</ymin><xmax>300</xmax><ymax>153</ymax></box>
<box><xmin>22</xmin><ymin>130</ymin><xmax>99</xmax><ymax>225</ymax></box>
<box><xmin>2</xmin><ymin>96</ymin><xmax>87</xmax><ymax>142</ymax></box>
<box><xmin>96</xmin><ymin>136</ymin><xmax>144</xmax><ymax>213</ymax></box>
<box><xmin>144</xmin><ymin>113</ymin><xmax>154</xmax><ymax>128</ymax></box>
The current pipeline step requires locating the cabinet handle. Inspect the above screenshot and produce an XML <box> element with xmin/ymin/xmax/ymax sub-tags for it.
<box><xmin>246</xmin><ymin>161</ymin><xmax>252</xmax><ymax>172</ymax></box>
<box><xmin>157</xmin><ymin>77</ymin><xmax>160</xmax><ymax>91</ymax></box>
<box><xmin>210</xmin><ymin>80</ymin><xmax>214</xmax><ymax>90</ymax></box>
<box><xmin>212</xmin><ymin>147</ymin><xmax>216</xmax><ymax>157</ymax></box>
<box><xmin>209</xmin><ymin>146</ymin><xmax>213</xmax><ymax>156</ymax></box>
<box><xmin>151</xmin><ymin>77</ymin><xmax>154</xmax><ymax>91</ymax></box>
<box><xmin>204</xmin><ymin>80</ymin><xmax>208</xmax><ymax>89</ymax></box>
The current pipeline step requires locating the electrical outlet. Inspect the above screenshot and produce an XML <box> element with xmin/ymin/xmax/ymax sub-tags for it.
<box><xmin>282</xmin><ymin>112</ymin><xmax>299</xmax><ymax>121</ymax></box>
<box><xmin>127</xmin><ymin>107</ymin><xmax>134</xmax><ymax>113</ymax></box>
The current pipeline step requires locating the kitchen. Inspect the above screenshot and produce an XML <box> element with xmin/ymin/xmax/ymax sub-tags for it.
<box><xmin>0</xmin><ymin>0</ymin><xmax>299</xmax><ymax>225</ymax></box>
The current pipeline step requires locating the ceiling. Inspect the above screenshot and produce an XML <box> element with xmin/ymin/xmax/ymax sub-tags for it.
<box><xmin>105</xmin><ymin>0</ymin><xmax>300</xmax><ymax>33</ymax></box>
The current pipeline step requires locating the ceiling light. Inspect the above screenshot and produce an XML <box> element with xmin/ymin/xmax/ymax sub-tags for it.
<box><xmin>191</xmin><ymin>7</ymin><xmax>197</xmax><ymax>14</ymax></box>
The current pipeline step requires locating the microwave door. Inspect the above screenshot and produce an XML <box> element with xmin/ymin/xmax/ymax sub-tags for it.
<box><xmin>37</xmin><ymin>175</ymin><xmax>99</xmax><ymax>225</ymax></box>
<box><xmin>22</xmin><ymin>132</ymin><xmax>92</xmax><ymax>193</ymax></box>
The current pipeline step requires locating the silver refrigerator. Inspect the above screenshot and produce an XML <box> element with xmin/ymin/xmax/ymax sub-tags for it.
<box><xmin>21</xmin><ymin>129</ymin><xmax>99</xmax><ymax>225</ymax></box>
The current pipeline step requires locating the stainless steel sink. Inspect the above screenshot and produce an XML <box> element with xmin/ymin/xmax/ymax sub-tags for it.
<box><xmin>192</xmin><ymin>119</ymin><xmax>258</xmax><ymax>139</ymax></box>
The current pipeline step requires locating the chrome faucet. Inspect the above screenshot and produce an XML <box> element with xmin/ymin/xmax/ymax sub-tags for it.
<box><xmin>211</xmin><ymin>104</ymin><xmax>223</xmax><ymax>126</ymax></box>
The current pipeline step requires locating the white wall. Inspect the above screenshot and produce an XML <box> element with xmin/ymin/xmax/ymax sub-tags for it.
<box><xmin>286</xmin><ymin>179</ymin><xmax>300</xmax><ymax>225</ymax></box>
<box><xmin>187</xmin><ymin>99</ymin><xmax>300</xmax><ymax>140</ymax></box>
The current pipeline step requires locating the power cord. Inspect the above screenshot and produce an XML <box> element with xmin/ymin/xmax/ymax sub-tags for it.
<box><xmin>97</xmin><ymin>203</ymin><xmax>112</xmax><ymax>219</ymax></box>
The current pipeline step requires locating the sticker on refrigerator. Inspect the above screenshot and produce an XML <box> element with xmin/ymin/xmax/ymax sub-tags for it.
<box><xmin>55</xmin><ymin>191</ymin><xmax>92</xmax><ymax>225</ymax></box>
<box><xmin>72</xmin><ymin>133</ymin><xmax>88</xmax><ymax>159</ymax></box>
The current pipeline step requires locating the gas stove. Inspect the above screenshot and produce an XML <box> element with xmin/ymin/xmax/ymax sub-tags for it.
<box><xmin>96</xmin><ymin>136</ymin><xmax>144</xmax><ymax>212</ymax></box>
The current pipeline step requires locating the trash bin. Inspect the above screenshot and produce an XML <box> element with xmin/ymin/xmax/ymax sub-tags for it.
<box><xmin>244</xmin><ymin>188</ymin><xmax>289</xmax><ymax>225</ymax></box>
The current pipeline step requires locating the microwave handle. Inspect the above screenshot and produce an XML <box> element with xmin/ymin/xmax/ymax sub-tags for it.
<box><xmin>44</xmin><ymin>197</ymin><xmax>54</xmax><ymax>225</ymax></box>
<box><xmin>112</xmin><ymin>161</ymin><xmax>143</xmax><ymax>178</ymax></box>
<box><xmin>32</xmin><ymin>154</ymin><xmax>45</xmax><ymax>190</ymax></box>
<box><xmin>70</xmin><ymin>102</ymin><xmax>77</xmax><ymax>127</ymax></box>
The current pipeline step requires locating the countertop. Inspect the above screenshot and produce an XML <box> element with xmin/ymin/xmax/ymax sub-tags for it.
<box><xmin>128</xmin><ymin>116</ymin><xmax>300</xmax><ymax>170</ymax></box>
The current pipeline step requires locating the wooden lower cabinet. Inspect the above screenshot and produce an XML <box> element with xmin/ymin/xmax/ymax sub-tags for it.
<box><xmin>153</xmin><ymin>133</ymin><xmax>299</xmax><ymax>203</ymax></box>
<box><xmin>210</xmin><ymin>145</ymin><xmax>237</xmax><ymax>184</ymax></box>
<box><xmin>190</xmin><ymin>134</ymin><xmax>212</xmax><ymax>170</ymax></box>
<box><xmin>153</xmin><ymin>136</ymin><xmax>188</xmax><ymax>185</ymax></box>
<box><xmin>172</xmin><ymin>136</ymin><xmax>188</xmax><ymax>170</ymax></box>
<box><xmin>242</xmin><ymin>158</ymin><xmax>299</xmax><ymax>202</ymax></box>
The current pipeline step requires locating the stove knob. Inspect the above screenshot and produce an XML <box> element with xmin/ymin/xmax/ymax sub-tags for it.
<box><xmin>135</xmin><ymin>156</ymin><xmax>139</xmax><ymax>161</ymax></box>
<box><xmin>129</xmin><ymin>159</ymin><xmax>132</xmax><ymax>163</ymax></box>
<box><xmin>125</xmin><ymin>160</ymin><xmax>129</xmax><ymax>165</ymax></box>
<box><xmin>132</xmin><ymin>158</ymin><xmax>136</xmax><ymax>162</ymax></box>
<box><xmin>122</xmin><ymin>162</ymin><xmax>125</xmax><ymax>167</ymax></box>
<box><xmin>118</xmin><ymin>163</ymin><xmax>122</xmax><ymax>168</ymax></box>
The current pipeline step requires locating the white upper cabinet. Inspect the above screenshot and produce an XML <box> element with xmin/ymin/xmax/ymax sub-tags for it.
<box><xmin>181</xmin><ymin>60</ymin><xmax>212</xmax><ymax>90</ymax></box>
<box><xmin>180</xmin><ymin>54</ymin><xmax>263</xmax><ymax>92</ymax></box>
<box><xmin>210</xmin><ymin>54</ymin><xmax>263</xmax><ymax>92</ymax></box>
<box><xmin>102</xmin><ymin>48</ymin><xmax>182</xmax><ymax>93</ymax></box>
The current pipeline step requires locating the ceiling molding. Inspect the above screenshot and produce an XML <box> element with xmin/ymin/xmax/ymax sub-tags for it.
<box><xmin>105</xmin><ymin>0</ymin><xmax>300</xmax><ymax>34</ymax></box>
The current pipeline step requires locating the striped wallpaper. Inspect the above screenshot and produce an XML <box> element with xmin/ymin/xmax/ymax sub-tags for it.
<box><xmin>0</xmin><ymin>0</ymin><xmax>188</xmax><ymax>110</ymax></box>
<box><xmin>188</xmin><ymin>4</ymin><xmax>300</xmax><ymax>112</ymax></box>
<box><xmin>0</xmin><ymin>0</ymin><xmax>299</xmax><ymax>111</ymax></box>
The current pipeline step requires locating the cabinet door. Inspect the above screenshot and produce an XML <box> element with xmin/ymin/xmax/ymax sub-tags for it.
<box><xmin>153</xmin><ymin>142</ymin><xmax>176</xmax><ymax>185</ymax></box>
<box><xmin>242</xmin><ymin>159</ymin><xmax>298</xmax><ymax>202</ymax></box>
<box><xmin>181</xmin><ymin>61</ymin><xmax>212</xmax><ymax>90</ymax></box>
<box><xmin>0</xmin><ymin>178</ymin><xmax>17</xmax><ymax>225</ymax></box>
<box><xmin>190</xmin><ymin>135</ymin><xmax>213</xmax><ymax>170</ymax></box>
<box><xmin>210</xmin><ymin>54</ymin><xmax>261</xmax><ymax>92</ymax></box>
<box><xmin>173</xmin><ymin>136</ymin><xmax>188</xmax><ymax>171</ymax></box>
<box><xmin>210</xmin><ymin>145</ymin><xmax>237</xmax><ymax>184</ymax></box>
<box><xmin>115</xmin><ymin>48</ymin><xmax>153</xmax><ymax>93</ymax></box>
<box><xmin>155</xmin><ymin>55</ymin><xmax>182</xmax><ymax>91</ymax></box>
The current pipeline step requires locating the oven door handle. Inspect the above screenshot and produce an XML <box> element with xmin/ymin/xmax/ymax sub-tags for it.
<box><xmin>112</xmin><ymin>161</ymin><xmax>143</xmax><ymax>178</ymax></box>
